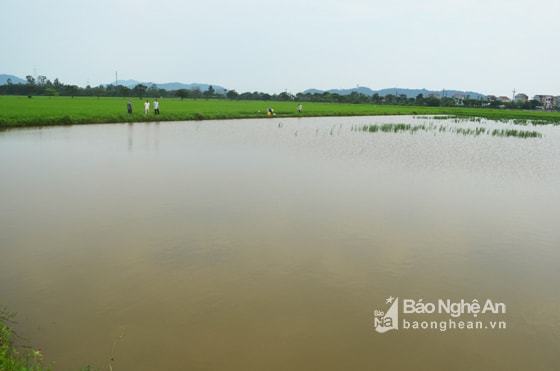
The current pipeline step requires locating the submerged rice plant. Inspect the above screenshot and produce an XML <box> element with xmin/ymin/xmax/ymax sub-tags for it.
<box><xmin>491</xmin><ymin>129</ymin><xmax>542</xmax><ymax>138</ymax></box>
<box><xmin>512</xmin><ymin>119</ymin><xmax>530</xmax><ymax>126</ymax></box>
<box><xmin>359</xmin><ymin>123</ymin><xmax>541</xmax><ymax>139</ymax></box>
<box><xmin>381</xmin><ymin>123</ymin><xmax>412</xmax><ymax>132</ymax></box>
<box><xmin>454</xmin><ymin>127</ymin><xmax>487</xmax><ymax>136</ymax></box>
<box><xmin>530</xmin><ymin>119</ymin><xmax>560</xmax><ymax>126</ymax></box>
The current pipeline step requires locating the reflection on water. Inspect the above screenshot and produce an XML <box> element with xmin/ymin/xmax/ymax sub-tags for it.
<box><xmin>0</xmin><ymin>116</ymin><xmax>559</xmax><ymax>370</ymax></box>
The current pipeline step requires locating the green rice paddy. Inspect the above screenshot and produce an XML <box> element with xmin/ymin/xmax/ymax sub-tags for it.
<box><xmin>1</xmin><ymin>96</ymin><xmax>560</xmax><ymax>128</ymax></box>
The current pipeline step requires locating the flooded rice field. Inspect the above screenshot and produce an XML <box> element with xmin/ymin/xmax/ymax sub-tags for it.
<box><xmin>1</xmin><ymin>116</ymin><xmax>559</xmax><ymax>370</ymax></box>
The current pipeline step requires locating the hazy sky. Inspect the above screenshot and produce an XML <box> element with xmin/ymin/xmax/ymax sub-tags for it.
<box><xmin>2</xmin><ymin>0</ymin><xmax>558</xmax><ymax>96</ymax></box>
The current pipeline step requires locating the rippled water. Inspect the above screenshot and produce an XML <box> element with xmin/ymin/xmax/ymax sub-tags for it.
<box><xmin>1</xmin><ymin>116</ymin><xmax>559</xmax><ymax>370</ymax></box>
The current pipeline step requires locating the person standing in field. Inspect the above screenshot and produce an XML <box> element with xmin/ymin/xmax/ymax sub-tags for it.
<box><xmin>127</xmin><ymin>100</ymin><xmax>133</xmax><ymax>114</ymax></box>
<box><xmin>297</xmin><ymin>104</ymin><xmax>302</xmax><ymax>113</ymax></box>
<box><xmin>154</xmin><ymin>99</ymin><xmax>160</xmax><ymax>115</ymax></box>
<box><xmin>144</xmin><ymin>100</ymin><xmax>150</xmax><ymax>114</ymax></box>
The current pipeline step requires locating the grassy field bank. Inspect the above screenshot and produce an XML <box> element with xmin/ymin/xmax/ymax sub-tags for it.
<box><xmin>1</xmin><ymin>96</ymin><xmax>560</xmax><ymax>128</ymax></box>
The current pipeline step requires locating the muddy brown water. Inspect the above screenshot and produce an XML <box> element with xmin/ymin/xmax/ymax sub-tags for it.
<box><xmin>1</xmin><ymin>116</ymin><xmax>559</xmax><ymax>370</ymax></box>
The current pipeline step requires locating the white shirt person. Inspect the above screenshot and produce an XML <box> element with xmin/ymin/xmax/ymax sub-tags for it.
<box><xmin>154</xmin><ymin>99</ymin><xmax>160</xmax><ymax>115</ymax></box>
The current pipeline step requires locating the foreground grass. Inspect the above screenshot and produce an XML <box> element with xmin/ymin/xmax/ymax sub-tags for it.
<box><xmin>1</xmin><ymin>96</ymin><xmax>560</xmax><ymax>128</ymax></box>
<box><xmin>1</xmin><ymin>307</ymin><xmax>96</xmax><ymax>371</ymax></box>
<box><xmin>1</xmin><ymin>307</ymin><xmax>50</xmax><ymax>371</ymax></box>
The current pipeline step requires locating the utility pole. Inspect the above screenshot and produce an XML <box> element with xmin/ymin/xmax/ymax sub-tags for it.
<box><xmin>115</xmin><ymin>71</ymin><xmax>118</xmax><ymax>86</ymax></box>
<box><xmin>512</xmin><ymin>88</ymin><xmax>516</xmax><ymax>103</ymax></box>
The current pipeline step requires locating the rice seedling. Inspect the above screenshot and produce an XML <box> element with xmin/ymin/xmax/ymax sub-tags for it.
<box><xmin>359</xmin><ymin>123</ymin><xmax>541</xmax><ymax>139</ymax></box>
<box><xmin>491</xmin><ymin>129</ymin><xmax>542</xmax><ymax>138</ymax></box>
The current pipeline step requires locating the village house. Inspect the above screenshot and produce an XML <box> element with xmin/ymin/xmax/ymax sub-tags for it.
<box><xmin>533</xmin><ymin>95</ymin><xmax>559</xmax><ymax>110</ymax></box>
<box><xmin>452</xmin><ymin>94</ymin><xmax>465</xmax><ymax>106</ymax></box>
<box><xmin>497</xmin><ymin>96</ymin><xmax>511</xmax><ymax>103</ymax></box>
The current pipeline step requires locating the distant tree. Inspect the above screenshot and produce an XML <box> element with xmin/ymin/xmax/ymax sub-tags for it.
<box><xmin>175</xmin><ymin>89</ymin><xmax>189</xmax><ymax>100</ymax></box>
<box><xmin>203</xmin><ymin>85</ymin><xmax>215</xmax><ymax>99</ymax></box>
<box><xmin>116</xmin><ymin>85</ymin><xmax>131</xmax><ymax>97</ymax></box>
<box><xmin>524</xmin><ymin>100</ymin><xmax>540</xmax><ymax>110</ymax></box>
<box><xmin>347</xmin><ymin>91</ymin><xmax>369</xmax><ymax>104</ymax></box>
<box><xmin>192</xmin><ymin>88</ymin><xmax>202</xmax><ymax>100</ymax></box>
<box><xmin>384</xmin><ymin>94</ymin><xmax>395</xmax><ymax>104</ymax></box>
<box><xmin>25</xmin><ymin>75</ymin><xmax>36</xmax><ymax>96</ymax></box>
<box><xmin>440</xmin><ymin>97</ymin><xmax>455</xmax><ymax>107</ymax></box>
<box><xmin>66</xmin><ymin>85</ymin><xmax>79</xmax><ymax>98</ymax></box>
<box><xmin>134</xmin><ymin>84</ymin><xmax>147</xmax><ymax>99</ymax></box>
<box><xmin>45</xmin><ymin>87</ymin><xmax>59</xmax><ymax>98</ymax></box>
<box><xmin>148</xmin><ymin>84</ymin><xmax>159</xmax><ymax>97</ymax></box>
<box><xmin>226</xmin><ymin>89</ymin><xmax>239</xmax><ymax>100</ymax></box>
<box><xmin>83</xmin><ymin>85</ymin><xmax>93</xmax><ymax>96</ymax></box>
<box><xmin>239</xmin><ymin>92</ymin><xmax>253</xmax><ymax>100</ymax></box>
<box><xmin>107</xmin><ymin>85</ymin><xmax>115</xmax><ymax>97</ymax></box>
<box><xmin>93</xmin><ymin>86</ymin><xmax>104</xmax><ymax>98</ymax></box>
<box><xmin>295</xmin><ymin>92</ymin><xmax>309</xmax><ymax>102</ymax></box>
<box><xmin>464</xmin><ymin>98</ymin><xmax>482</xmax><ymax>107</ymax></box>
<box><xmin>277</xmin><ymin>91</ymin><xmax>293</xmax><ymax>101</ymax></box>
<box><xmin>425</xmin><ymin>97</ymin><xmax>440</xmax><ymax>107</ymax></box>
<box><xmin>37</xmin><ymin>75</ymin><xmax>48</xmax><ymax>86</ymax></box>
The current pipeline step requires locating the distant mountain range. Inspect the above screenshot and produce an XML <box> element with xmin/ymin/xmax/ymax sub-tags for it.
<box><xmin>0</xmin><ymin>74</ymin><xmax>227</xmax><ymax>94</ymax></box>
<box><xmin>304</xmin><ymin>87</ymin><xmax>486</xmax><ymax>99</ymax></box>
<box><xmin>0</xmin><ymin>74</ymin><xmax>26</xmax><ymax>84</ymax></box>
<box><xmin>113</xmin><ymin>79</ymin><xmax>227</xmax><ymax>94</ymax></box>
<box><xmin>1</xmin><ymin>73</ymin><xmax>485</xmax><ymax>98</ymax></box>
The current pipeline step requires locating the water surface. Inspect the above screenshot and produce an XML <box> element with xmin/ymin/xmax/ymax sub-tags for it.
<box><xmin>1</xmin><ymin>116</ymin><xmax>559</xmax><ymax>370</ymax></box>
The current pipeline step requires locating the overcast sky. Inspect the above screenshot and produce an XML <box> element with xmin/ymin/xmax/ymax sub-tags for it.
<box><xmin>2</xmin><ymin>0</ymin><xmax>558</xmax><ymax>97</ymax></box>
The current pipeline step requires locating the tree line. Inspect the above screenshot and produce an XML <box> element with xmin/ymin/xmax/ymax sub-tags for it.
<box><xmin>0</xmin><ymin>75</ymin><xmax>545</xmax><ymax>110</ymax></box>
